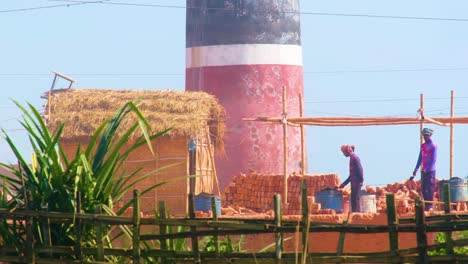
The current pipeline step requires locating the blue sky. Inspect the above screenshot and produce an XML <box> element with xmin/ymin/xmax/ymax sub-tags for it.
<box><xmin>1</xmin><ymin>0</ymin><xmax>468</xmax><ymax>187</ymax></box>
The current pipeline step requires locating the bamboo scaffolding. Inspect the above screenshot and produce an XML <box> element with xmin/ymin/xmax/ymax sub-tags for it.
<box><xmin>282</xmin><ymin>86</ymin><xmax>288</xmax><ymax>204</ymax></box>
<box><xmin>420</xmin><ymin>94</ymin><xmax>424</xmax><ymax>146</ymax></box>
<box><xmin>299</xmin><ymin>94</ymin><xmax>306</xmax><ymax>176</ymax></box>
<box><xmin>450</xmin><ymin>90</ymin><xmax>455</xmax><ymax>178</ymax></box>
<box><xmin>243</xmin><ymin>116</ymin><xmax>468</xmax><ymax>126</ymax></box>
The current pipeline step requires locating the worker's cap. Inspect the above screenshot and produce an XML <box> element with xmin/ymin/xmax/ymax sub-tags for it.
<box><xmin>422</xmin><ymin>128</ymin><xmax>434</xmax><ymax>136</ymax></box>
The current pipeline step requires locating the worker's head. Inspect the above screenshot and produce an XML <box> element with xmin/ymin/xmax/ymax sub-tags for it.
<box><xmin>340</xmin><ymin>144</ymin><xmax>355</xmax><ymax>157</ymax></box>
<box><xmin>422</xmin><ymin>127</ymin><xmax>434</xmax><ymax>141</ymax></box>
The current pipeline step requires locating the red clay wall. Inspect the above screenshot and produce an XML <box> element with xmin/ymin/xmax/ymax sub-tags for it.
<box><xmin>237</xmin><ymin>212</ymin><xmax>437</xmax><ymax>254</ymax></box>
<box><xmin>61</xmin><ymin>136</ymin><xmax>190</xmax><ymax>216</ymax></box>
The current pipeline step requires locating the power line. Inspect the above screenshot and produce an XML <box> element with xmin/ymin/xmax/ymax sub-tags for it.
<box><xmin>44</xmin><ymin>0</ymin><xmax>468</xmax><ymax>23</ymax></box>
<box><xmin>300</xmin><ymin>11</ymin><xmax>468</xmax><ymax>23</ymax></box>
<box><xmin>303</xmin><ymin>67</ymin><xmax>468</xmax><ymax>74</ymax></box>
<box><xmin>0</xmin><ymin>73</ymin><xmax>183</xmax><ymax>76</ymax></box>
<box><xmin>305</xmin><ymin>97</ymin><xmax>468</xmax><ymax>104</ymax></box>
<box><xmin>3</xmin><ymin>66</ymin><xmax>468</xmax><ymax>76</ymax></box>
<box><xmin>0</xmin><ymin>1</ymin><xmax>105</xmax><ymax>13</ymax></box>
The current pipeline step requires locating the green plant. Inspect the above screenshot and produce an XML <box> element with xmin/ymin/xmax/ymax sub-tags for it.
<box><xmin>0</xmin><ymin>100</ymin><xmax>170</xmax><ymax>261</ymax></box>
<box><xmin>203</xmin><ymin>235</ymin><xmax>244</xmax><ymax>254</ymax></box>
<box><xmin>428</xmin><ymin>231</ymin><xmax>468</xmax><ymax>256</ymax></box>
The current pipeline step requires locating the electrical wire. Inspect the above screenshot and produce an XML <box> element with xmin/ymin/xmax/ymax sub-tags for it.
<box><xmin>303</xmin><ymin>67</ymin><xmax>468</xmax><ymax>74</ymax></box>
<box><xmin>0</xmin><ymin>1</ymin><xmax>105</xmax><ymax>13</ymax></box>
<box><xmin>3</xmin><ymin>66</ymin><xmax>468</xmax><ymax>76</ymax></box>
<box><xmin>304</xmin><ymin>97</ymin><xmax>468</xmax><ymax>104</ymax></box>
<box><xmin>28</xmin><ymin>0</ymin><xmax>468</xmax><ymax>23</ymax></box>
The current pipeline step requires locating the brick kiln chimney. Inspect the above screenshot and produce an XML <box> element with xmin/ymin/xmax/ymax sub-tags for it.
<box><xmin>186</xmin><ymin>0</ymin><xmax>304</xmax><ymax>190</ymax></box>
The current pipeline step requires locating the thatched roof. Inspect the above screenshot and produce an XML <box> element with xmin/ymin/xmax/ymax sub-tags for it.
<box><xmin>45</xmin><ymin>89</ymin><xmax>225</xmax><ymax>149</ymax></box>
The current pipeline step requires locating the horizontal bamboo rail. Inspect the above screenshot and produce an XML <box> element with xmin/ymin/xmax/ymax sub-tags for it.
<box><xmin>243</xmin><ymin>116</ymin><xmax>468</xmax><ymax>126</ymax></box>
<box><xmin>1</xmin><ymin>191</ymin><xmax>468</xmax><ymax>263</ymax></box>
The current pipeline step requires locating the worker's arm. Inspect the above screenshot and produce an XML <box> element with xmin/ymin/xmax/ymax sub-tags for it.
<box><xmin>339</xmin><ymin>176</ymin><xmax>350</xmax><ymax>189</ymax></box>
<box><xmin>413</xmin><ymin>149</ymin><xmax>422</xmax><ymax>176</ymax></box>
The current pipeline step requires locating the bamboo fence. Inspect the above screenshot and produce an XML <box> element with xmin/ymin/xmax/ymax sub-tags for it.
<box><xmin>0</xmin><ymin>183</ymin><xmax>467</xmax><ymax>263</ymax></box>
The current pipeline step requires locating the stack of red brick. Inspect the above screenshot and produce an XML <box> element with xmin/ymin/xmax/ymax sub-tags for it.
<box><xmin>222</xmin><ymin>172</ymin><xmax>339</xmax><ymax>215</ymax></box>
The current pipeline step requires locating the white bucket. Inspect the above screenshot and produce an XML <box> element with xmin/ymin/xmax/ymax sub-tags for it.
<box><xmin>359</xmin><ymin>194</ymin><xmax>376</xmax><ymax>213</ymax></box>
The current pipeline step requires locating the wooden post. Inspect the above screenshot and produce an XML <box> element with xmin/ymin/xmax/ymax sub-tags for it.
<box><xmin>443</xmin><ymin>183</ymin><xmax>454</xmax><ymax>256</ymax></box>
<box><xmin>211</xmin><ymin>197</ymin><xmax>220</xmax><ymax>256</ymax></box>
<box><xmin>188</xmin><ymin>193</ymin><xmax>201</xmax><ymax>263</ymax></box>
<box><xmin>282</xmin><ymin>86</ymin><xmax>288</xmax><ymax>204</ymax></box>
<box><xmin>25</xmin><ymin>191</ymin><xmax>35</xmax><ymax>264</ymax></box>
<box><xmin>48</xmin><ymin>73</ymin><xmax>58</xmax><ymax>121</ymax></box>
<box><xmin>299</xmin><ymin>93</ymin><xmax>306</xmax><ymax>176</ymax></box>
<box><xmin>189</xmin><ymin>139</ymin><xmax>197</xmax><ymax>195</ymax></box>
<box><xmin>301</xmin><ymin>179</ymin><xmax>310</xmax><ymax>264</ymax></box>
<box><xmin>132</xmin><ymin>190</ymin><xmax>141</xmax><ymax>264</ymax></box>
<box><xmin>274</xmin><ymin>194</ymin><xmax>283</xmax><ymax>262</ymax></box>
<box><xmin>159</xmin><ymin>201</ymin><xmax>168</xmax><ymax>264</ymax></box>
<box><xmin>40</xmin><ymin>203</ymin><xmax>52</xmax><ymax>257</ymax></box>
<box><xmin>95</xmin><ymin>205</ymin><xmax>104</xmax><ymax>262</ymax></box>
<box><xmin>337</xmin><ymin>213</ymin><xmax>351</xmax><ymax>261</ymax></box>
<box><xmin>450</xmin><ymin>90</ymin><xmax>454</xmax><ymax>178</ymax></box>
<box><xmin>415</xmin><ymin>196</ymin><xmax>428</xmax><ymax>263</ymax></box>
<box><xmin>75</xmin><ymin>192</ymin><xmax>83</xmax><ymax>261</ymax></box>
<box><xmin>420</xmin><ymin>93</ymin><xmax>424</xmax><ymax>147</ymax></box>
<box><xmin>206</xmin><ymin>128</ymin><xmax>221</xmax><ymax>197</ymax></box>
<box><xmin>386</xmin><ymin>194</ymin><xmax>399</xmax><ymax>262</ymax></box>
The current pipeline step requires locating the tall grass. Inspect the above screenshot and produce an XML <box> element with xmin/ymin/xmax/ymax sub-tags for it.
<box><xmin>0</xmin><ymin>101</ymin><xmax>170</xmax><ymax>260</ymax></box>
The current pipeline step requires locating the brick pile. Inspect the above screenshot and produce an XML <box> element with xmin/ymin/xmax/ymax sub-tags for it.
<box><xmin>222</xmin><ymin>172</ymin><xmax>339</xmax><ymax>215</ymax></box>
<box><xmin>362</xmin><ymin>179</ymin><xmax>467</xmax><ymax>214</ymax></box>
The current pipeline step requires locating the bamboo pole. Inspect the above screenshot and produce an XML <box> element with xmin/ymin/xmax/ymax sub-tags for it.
<box><xmin>443</xmin><ymin>183</ymin><xmax>454</xmax><ymax>256</ymax></box>
<box><xmin>47</xmin><ymin>74</ymin><xmax>58</xmax><ymax>123</ymax></box>
<box><xmin>189</xmin><ymin>139</ymin><xmax>196</xmax><ymax>195</ymax></box>
<box><xmin>40</xmin><ymin>203</ymin><xmax>52</xmax><ymax>258</ymax></box>
<box><xmin>159</xmin><ymin>201</ymin><xmax>168</xmax><ymax>264</ymax></box>
<box><xmin>188</xmin><ymin>193</ymin><xmax>201</xmax><ymax>263</ymax></box>
<box><xmin>96</xmin><ymin>205</ymin><xmax>104</xmax><ymax>262</ymax></box>
<box><xmin>336</xmin><ymin>213</ymin><xmax>351</xmax><ymax>260</ymax></box>
<box><xmin>211</xmin><ymin>197</ymin><xmax>220</xmax><ymax>256</ymax></box>
<box><xmin>75</xmin><ymin>193</ymin><xmax>83</xmax><ymax>261</ymax></box>
<box><xmin>450</xmin><ymin>90</ymin><xmax>454</xmax><ymax>178</ymax></box>
<box><xmin>420</xmin><ymin>94</ymin><xmax>424</xmax><ymax>147</ymax></box>
<box><xmin>299</xmin><ymin>94</ymin><xmax>306</xmax><ymax>176</ymax></box>
<box><xmin>132</xmin><ymin>190</ymin><xmax>141</xmax><ymax>264</ymax></box>
<box><xmin>386</xmin><ymin>194</ymin><xmax>399</xmax><ymax>261</ymax></box>
<box><xmin>415</xmin><ymin>196</ymin><xmax>428</xmax><ymax>263</ymax></box>
<box><xmin>274</xmin><ymin>194</ymin><xmax>283</xmax><ymax>262</ymax></box>
<box><xmin>282</xmin><ymin>86</ymin><xmax>288</xmax><ymax>204</ymax></box>
<box><xmin>25</xmin><ymin>191</ymin><xmax>35</xmax><ymax>264</ymax></box>
<box><xmin>206</xmin><ymin>127</ymin><xmax>220</xmax><ymax>196</ymax></box>
<box><xmin>301</xmin><ymin>179</ymin><xmax>311</xmax><ymax>264</ymax></box>
<box><xmin>245</xmin><ymin>116</ymin><xmax>468</xmax><ymax>125</ymax></box>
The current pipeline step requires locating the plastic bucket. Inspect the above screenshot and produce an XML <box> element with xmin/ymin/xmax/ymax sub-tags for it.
<box><xmin>194</xmin><ymin>193</ymin><xmax>221</xmax><ymax>216</ymax></box>
<box><xmin>359</xmin><ymin>194</ymin><xmax>376</xmax><ymax>213</ymax></box>
<box><xmin>439</xmin><ymin>177</ymin><xmax>468</xmax><ymax>202</ymax></box>
<box><xmin>315</xmin><ymin>188</ymin><xmax>343</xmax><ymax>213</ymax></box>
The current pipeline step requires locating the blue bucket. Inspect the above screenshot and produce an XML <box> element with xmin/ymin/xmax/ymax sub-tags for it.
<box><xmin>439</xmin><ymin>177</ymin><xmax>468</xmax><ymax>202</ymax></box>
<box><xmin>194</xmin><ymin>192</ymin><xmax>221</xmax><ymax>216</ymax></box>
<box><xmin>315</xmin><ymin>188</ymin><xmax>343</xmax><ymax>213</ymax></box>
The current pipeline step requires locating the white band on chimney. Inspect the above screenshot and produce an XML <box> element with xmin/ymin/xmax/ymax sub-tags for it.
<box><xmin>186</xmin><ymin>44</ymin><xmax>303</xmax><ymax>68</ymax></box>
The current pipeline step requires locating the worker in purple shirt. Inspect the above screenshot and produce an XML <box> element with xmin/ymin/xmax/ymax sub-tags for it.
<box><xmin>339</xmin><ymin>144</ymin><xmax>364</xmax><ymax>212</ymax></box>
<box><xmin>410</xmin><ymin>127</ymin><xmax>437</xmax><ymax>210</ymax></box>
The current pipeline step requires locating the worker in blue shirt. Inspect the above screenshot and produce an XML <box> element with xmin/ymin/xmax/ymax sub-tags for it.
<box><xmin>410</xmin><ymin>128</ymin><xmax>437</xmax><ymax>210</ymax></box>
<box><xmin>339</xmin><ymin>144</ymin><xmax>364</xmax><ymax>212</ymax></box>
